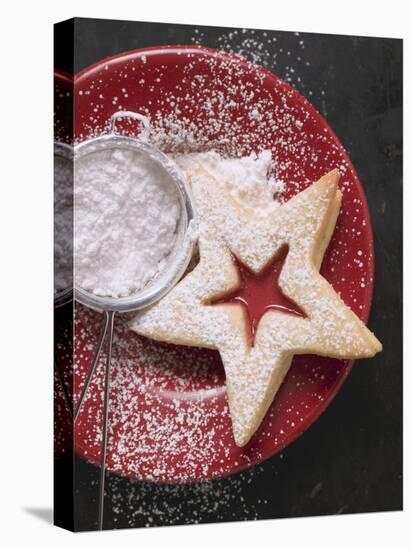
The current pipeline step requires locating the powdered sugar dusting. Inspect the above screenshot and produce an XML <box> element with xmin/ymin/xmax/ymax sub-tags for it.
<box><xmin>175</xmin><ymin>150</ymin><xmax>284</xmax><ymax>214</ymax></box>
<box><xmin>106</xmin><ymin>463</ymin><xmax>268</xmax><ymax>528</ymax></box>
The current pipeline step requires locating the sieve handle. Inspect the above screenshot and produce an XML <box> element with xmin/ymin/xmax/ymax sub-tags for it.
<box><xmin>98</xmin><ymin>310</ymin><xmax>115</xmax><ymax>531</ymax></box>
<box><xmin>73</xmin><ymin>312</ymin><xmax>111</xmax><ymax>423</ymax></box>
<box><xmin>109</xmin><ymin>111</ymin><xmax>151</xmax><ymax>141</ymax></box>
<box><xmin>70</xmin><ymin>308</ymin><xmax>115</xmax><ymax>530</ymax></box>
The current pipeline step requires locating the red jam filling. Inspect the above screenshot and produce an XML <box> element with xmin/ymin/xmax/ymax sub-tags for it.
<box><xmin>211</xmin><ymin>245</ymin><xmax>306</xmax><ymax>347</ymax></box>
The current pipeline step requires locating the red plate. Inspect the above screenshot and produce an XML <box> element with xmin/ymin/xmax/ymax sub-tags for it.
<box><xmin>57</xmin><ymin>46</ymin><xmax>375</xmax><ymax>482</ymax></box>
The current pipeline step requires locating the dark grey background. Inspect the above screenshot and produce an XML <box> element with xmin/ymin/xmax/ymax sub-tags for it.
<box><xmin>55</xmin><ymin>17</ymin><xmax>402</xmax><ymax>531</ymax></box>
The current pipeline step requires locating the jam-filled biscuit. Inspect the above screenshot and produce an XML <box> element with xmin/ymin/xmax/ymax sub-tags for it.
<box><xmin>130</xmin><ymin>167</ymin><xmax>382</xmax><ymax>447</ymax></box>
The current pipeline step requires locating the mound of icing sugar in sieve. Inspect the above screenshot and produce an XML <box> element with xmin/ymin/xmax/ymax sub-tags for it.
<box><xmin>74</xmin><ymin>147</ymin><xmax>181</xmax><ymax>298</ymax></box>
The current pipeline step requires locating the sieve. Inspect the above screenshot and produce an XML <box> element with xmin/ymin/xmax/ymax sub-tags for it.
<box><xmin>55</xmin><ymin>111</ymin><xmax>196</xmax><ymax>529</ymax></box>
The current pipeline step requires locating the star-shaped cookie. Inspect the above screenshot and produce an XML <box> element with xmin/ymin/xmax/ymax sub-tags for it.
<box><xmin>130</xmin><ymin>165</ymin><xmax>382</xmax><ymax>447</ymax></box>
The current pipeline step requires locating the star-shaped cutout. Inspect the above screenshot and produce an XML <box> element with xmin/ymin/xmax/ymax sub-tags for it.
<box><xmin>130</xmin><ymin>165</ymin><xmax>382</xmax><ymax>447</ymax></box>
<box><xmin>210</xmin><ymin>246</ymin><xmax>306</xmax><ymax>347</ymax></box>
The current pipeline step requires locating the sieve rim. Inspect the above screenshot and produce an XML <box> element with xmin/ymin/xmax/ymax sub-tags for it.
<box><xmin>73</xmin><ymin>133</ymin><xmax>196</xmax><ymax>313</ymax></box>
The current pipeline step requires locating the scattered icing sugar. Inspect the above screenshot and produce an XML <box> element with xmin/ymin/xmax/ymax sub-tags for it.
<box><xmin>106</xmin><ymin>462</ymin><xmax>269</xmax><ymax>528</ymax></box>
<box><xmin>174</xmin><ymin>150</ymin><xmax>284</xmax><ymax>214</ymax></box>
<box><xmin>74</xmin><ymin>147</ymin><xmax>181</xmax><ymax>297</ymax></box>
<box><xmin>190</xmin><ymin>28</ymin><xmax>318</xmax><ymax>96</ymax></box>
